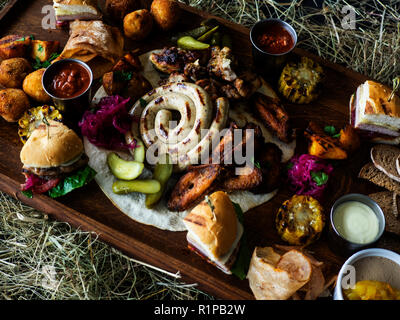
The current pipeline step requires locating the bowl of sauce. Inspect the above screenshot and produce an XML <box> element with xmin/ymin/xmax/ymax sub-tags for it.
<box><xmin>42</xmin><ymin>58</ymin><xmax>93</xmax><ymax>123</ymax></box>
<box><xmin>329</xmin><ymin>194</ymin><xmax>385</xmax><ymax>256</ymax></box>
<box><xmin>250</xmin><ymin>19</ymin><xmax>297</xmax><ymax>80</ymax></box>
<box><xmin>334</xmin><ymin>248</ymin><xmax>400</xmax><ymax>300</ymax></box>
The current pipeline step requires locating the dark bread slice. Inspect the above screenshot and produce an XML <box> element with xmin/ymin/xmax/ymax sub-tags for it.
<box><xmin>369</xmin><ymin>191</ymin><xmax>400</xmax><ymax>235</ymax></box>
<box><xmin>359</xmin><ymin>163</ymin><xmax>400</xmax><ymax>193</ymax></box>
<box><xmin>393</xmin><ymin>193</ymin><xmax>399</xmax><ymax>218</ymax></box>
<box><xmin>371</xmin><ymin>144</ymin><xmax>400</xmax><ymax>182</ymax></box>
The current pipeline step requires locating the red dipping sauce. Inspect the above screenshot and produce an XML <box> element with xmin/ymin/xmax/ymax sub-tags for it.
<box><xmin>47</xmin><ymin>61</ymin><xmax>91</xmax><ymax>99</ymax></box>
<box><xmin>255</xmin><ymin>22</ymin><xmax>295</xmax><ymax>54</ymax></box>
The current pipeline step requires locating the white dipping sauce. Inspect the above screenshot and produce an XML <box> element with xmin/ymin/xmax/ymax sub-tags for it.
<box><xmin>333</xmin><ymin>201</ymin><xmax>379</xmax><ymax>244</ymax></box>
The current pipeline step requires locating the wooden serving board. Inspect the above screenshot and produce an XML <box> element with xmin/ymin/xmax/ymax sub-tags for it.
<box><xmin>1</xmin><ymin>0</ymin><xmax>399</xmax><ymax>300</ymax></box>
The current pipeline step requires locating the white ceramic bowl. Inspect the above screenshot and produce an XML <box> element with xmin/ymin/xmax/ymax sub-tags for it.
<box><xmin>334</xmin><ymin>248</ymin><xmax>400</xmax><ymax>300</ymax></box>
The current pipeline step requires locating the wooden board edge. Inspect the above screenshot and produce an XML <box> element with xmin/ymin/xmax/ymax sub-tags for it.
<box><xmin>0</xmin><ymin>171</ymin><xmax>254</xmax><ymax>299</ymax></box>
<box><xmin>0</xmin><ymin>0</ymin><xmax>19</xmax><ymax>21</ymax></box>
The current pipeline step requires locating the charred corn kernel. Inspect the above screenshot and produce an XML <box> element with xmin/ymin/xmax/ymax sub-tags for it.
<box><xmin>18</xmin><ymin>105</ymin><xmax>62</xmax><ymax>144</ymax></box>
<box><xmin>278</xmin><ymin>56</ymin><xmax>324</xmax><ymax>104</ymax></box>
<box><xmin>344</xmin><ymin>281</ymin><xmax>400</xmax><ymax>300</ymax></box>
<box><xmin>275</xmin><ymin>195</ymin><xmax>324</xmax><ymax>246</ymax></box>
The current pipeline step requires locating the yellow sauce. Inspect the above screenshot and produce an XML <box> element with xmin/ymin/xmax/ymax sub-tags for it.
<box><xmin>333</xmin><ymin>201</ymin><xmax>379</xmax><ymax>244</ymax></box>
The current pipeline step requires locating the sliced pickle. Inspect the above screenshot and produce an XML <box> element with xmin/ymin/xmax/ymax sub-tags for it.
<box><xmin>145</xmin><ymin>154</ymin><xmax>173</xmax><ymax>208</ymax></box>
<box><xmin>112</xmin><ymin>179</ymin><xmax>161</xmax><ymax>195</ymax></box>
<box><xmin>177</xmin><ymin>36</ymin><xmax>210</xmax><ymax>50</ymax></box>
<box><xmin>132</xmin><ymin>138</ymin><xmax>145</xmax><ymax>163</ymax></box>
<box><xmin>107</xmin><ymin>152</ymin><xmax>144</xmax><ymax>180</ymax></box>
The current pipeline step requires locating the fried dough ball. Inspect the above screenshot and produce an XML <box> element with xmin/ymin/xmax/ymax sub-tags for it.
<box><xmin>123</xmin><ymin>9</ymin><xmax>153</xmax><ymax>40</ymax></box>
<box><xmin>150</xmin><ymin>0</ymin><xmax>181</xmax><ymax>31</ymax></box>
<box><xmin>22</xmin><ymin>68</ymin><xmax>51</xmax><ymax>103</ymax></box>
<box><xmin>0</xmin><ymin>88</ymin><xmax>30</xmax><ymax>122</ymax></box>
<box><xmin>0</xmin><ymin>58</ymin><xmax>32</xmax><ymax>88</ymax></box>
<box><xmin>105</xmin><ymin>0</ymin><xmax>139</xmax><ymax>21</ymax></box>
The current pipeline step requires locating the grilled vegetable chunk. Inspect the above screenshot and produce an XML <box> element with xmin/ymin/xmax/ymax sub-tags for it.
<box><xmin>276</xmin><ymin>195</ymin><xmax>325</xmax><ymax>246</ymax></box>
<box><xmin>18</xmin><ymin>105</ymin><xmax>62</xmax><ymax>144</ymax></box>
<box><xmin>0</xmin><ymin>35</ymin><xmax>31</xmax><ymax>59</ymax></box>
<box><xmin>30</xmin><ymin>40</ymin><xmax>60</xmax><ymax>62</ymax></box>
<box><xmin>305</xmin><ymin>122</ymin><xmax>348</xmax><ymax>159</ymax></box>
<box><xmin>278</xmin><ymin>57</ymin><xmax>323</xmax><ymax>104</ymax></box>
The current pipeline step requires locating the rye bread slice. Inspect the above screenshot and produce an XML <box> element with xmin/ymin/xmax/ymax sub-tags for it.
<box><xmin>393</xmin><ymin>193</ymin><xmax>399</xmax><ymax>218</ymax></box>
<box><xmin>371</xmin><ymin>144</ymin><xmax>400</xmax><ymax>182</ymax></box>
<box><xmin>369</xmin><ymin>191</ymin><xmax>400</xmax><ymax>235</ymax></box>
<box><xmin>359</xmin><ymin>163</ymin><xmax>400</xmax><ymax>193</ymax></box>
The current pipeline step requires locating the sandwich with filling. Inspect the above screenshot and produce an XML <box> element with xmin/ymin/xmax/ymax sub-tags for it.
<box><xmin>183</xmin><ymin>191</ymin><xmax>244</xmax><ymax>275</ymax></box>
<box><xmin>53</xmin><ymin>0</ymin><xmax>102</xmax><ymax>21</ymax></box>
<box><xmin>350</xmin><ymin>80</ymin><xmax>400</xmax><ymax>144</ymax></box>
<box><xmin>20</xmin><ymin>120</ymin><xmax>96</xmax><ymax>198</ymax></box>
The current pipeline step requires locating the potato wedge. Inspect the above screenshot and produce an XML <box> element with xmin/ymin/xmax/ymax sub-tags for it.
<box><xmin>31</xmin><ymin>40</ymin><xmax>60</xmax><ymax>62</ymax></box>
<box><xmin>339</xmin><ymin>125</ymin><xmax>360</xmax><ymax>153</ymax></box>
<box><xmin>0</xmin><ymin>35</ymin><xmax>31</xmax><ymax>59</ymax></box>
<box><xmin>308</xmin><ymin>135</ymin><xmax>347</xmax><ymax>159</ymax></box>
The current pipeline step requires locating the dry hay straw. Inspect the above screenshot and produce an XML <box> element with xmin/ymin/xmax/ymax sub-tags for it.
<box><xmin>185</xmin><ymin>0</ymin><xmax>399</xmax><ymax>85</ymax></box>
<box><xmin>0</xmin><ymin>192</ymin><xmax>212</xmax><ymax>300</ymax></box>
<box><xmin>1</xmin><ymin>0</ymin><xmax>399</xmax><ymax>300</ymax></box>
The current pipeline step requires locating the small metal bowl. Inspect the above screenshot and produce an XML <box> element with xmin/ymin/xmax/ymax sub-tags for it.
<box><xmin>42</xmin><ymin>58</ymin><xmax>93</xmax><ymax>124</ymax></box>
<box><xmin>328</xmin><ymin>193</ymin><xmax>385</xmax><ymax>257</ymax></box>
<box><xmin>250</xmin><ymin>18</ymin><xmax>297</xmax><ymax>81</ymax></box>
<box><xmin>333</xmin><ymin>248</ymin><xmax>400</xmax><ymax>300</ymax></box>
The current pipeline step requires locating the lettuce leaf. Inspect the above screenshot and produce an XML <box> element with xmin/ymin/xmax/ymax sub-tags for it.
<box><xmin>48</xmin><ymin>165</ymin><xmax>96</xmax><ymax>198</ymax></box>
<box><xmin>230</xmin><ymin>202</ymin><xmax>252</xmax><ymax>280</ymax></box>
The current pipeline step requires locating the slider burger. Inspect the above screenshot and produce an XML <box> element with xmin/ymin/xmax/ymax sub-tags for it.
<box><xmin>20</xmin><ymin>120</ymin><xmax>94</xmax><ymax>197</ymax></box>
<box><xmin>53</xmin><ymin>0</ymin><xmax>102</xmax><ymax>21</ymax></box>
<box><xmin>350</xmin><ymin>80</ymin><xmax>400</xmax><ymax>144</ymax></box>
<box><xmin>183</xmin><ymin>191</ymin><xmax>244</xmax><ymax>274</ymax></box>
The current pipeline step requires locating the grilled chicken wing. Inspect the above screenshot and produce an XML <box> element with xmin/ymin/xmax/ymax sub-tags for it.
<box><xmin>253</xmin><ymin>92</ymin><xmax>292</xmax><ymax>143</ymax></box>
<box><xmin>150</xmin><ymin>47</ymin><xmax>203</xmax><ymax>74</ymax></box>
<box><xmin>207</xmin><ymin>46</ymin><xmax>237</xmax><ymax>82</ymax></box>
<box><xmin>167</xmin><ymin>164</ymin><xmax>223</xmax><ymax>212</ymax></box>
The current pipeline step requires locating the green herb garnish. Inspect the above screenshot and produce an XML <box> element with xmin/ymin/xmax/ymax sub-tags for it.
<box><xmin>37</xmin><ymin>44</ymin><xmax>43</xmax><ymax>52</ymax></box>
<box><xmin>324</xmin><ymin>125</ymin><xmax>341</xmax><ymax>138</ymax></box>
<box><xmin>32</xmin><ymin>52</ymin><xmax>60</xmax><ymax>70</ymax></box>
<box><xmin>205</xmin><ymin>195</ymin><xmax>215</xmax><ymax>212</ymax></box>
<box><xmin>21</xmin><ymin>190</ymin><xmax>33</xmax><ymax>198</ymax></box>
<box><xmin>16</xmin><ymin>37</ymin><xmax>26</xmax><ymax>42</ymax></box>
<box><xmin>139</xmin><ymin>98</ymin><xmax>148</xmax><ymax>108</ymax></box>
<box><xmin>114</xmin><ymin>70</ymin><xmax>133</xmax><ymax>81</ymax></box>
<box><xmin>311</xmin><ymin>171</ymin><xmax>329</xmax><ymax>186</ymax></box>
<box><xmin>251</xmin><ymin>157</ymin><xmax>261</xmax><ymax>169</ymax></box>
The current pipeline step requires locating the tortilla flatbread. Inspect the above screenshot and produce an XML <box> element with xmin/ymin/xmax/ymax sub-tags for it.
<box><xmin>84</xmin><ymin>50</ymin><xmax>295</xmax><ymax>231</ymax></box>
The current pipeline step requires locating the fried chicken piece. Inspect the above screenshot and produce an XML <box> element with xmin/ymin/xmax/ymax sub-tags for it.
<box><xmin>220</xmin><ymin>166</ymin><xmax>263</xmax><ymax>192</ymax></box>
<box><xmin>167</xmin><ymin>164</ymin><xmax>223</xmax><ymax>212</ymax></box>
<box><xmin>252</xmin><ymin>142</ymin><xmax>282</xmax><ymax>194</ymax></box>
<box><xmin>160</xmin><ymin>72</ymin><xmax>189</xmax><ymax>85</ymax></box>
<box><xmin>112</xmin><ymin>51</ymin><xmax>143</xmax><ymax>72</ymax></box>
<box><xmin>150</xmin><ymin>47</ymin><xmax>202</xmax><ymax>74</ymax></box>
<box><xmin>207</xmin><ymin>46</ymin><xmax>237</xmax><ymax>82</ymax></box>
<box><xmin>184</xmin><ymin>59</ymin><xmax>207</xmax><ymax>81</ymax></box>
<box><xmin>233</xmin><ymin>72</ymin><xmax>262</xmax><ymax>99</ymax></box>
<box><xmin>253</xmin><ymin>92</ymin><xmax>292</xmax><ymax>143</ymax></box>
